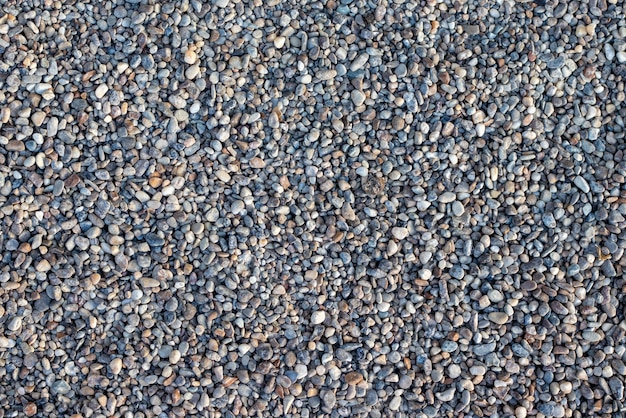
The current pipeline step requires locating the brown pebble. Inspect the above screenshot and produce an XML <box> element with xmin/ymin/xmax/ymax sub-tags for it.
<box><xmin>345</xmin><ymin>371</ymin><xmax>364</xmax><ymax>385</ymax></box>
<box><xmin>24</xmin><ymin>403</ymin><xmax>37</xmax><ymax>416</ymax></box>
<box><xmin>6</xmin><ymin>140</ymin><xmax>25</xmax><ymax>151</ymax></box>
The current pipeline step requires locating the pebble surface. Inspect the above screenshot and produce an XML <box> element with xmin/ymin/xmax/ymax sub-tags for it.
<box><xmin>0</xmin><ymin>0</ymin><xmax>626</xmax><ymax>417</ymax></box>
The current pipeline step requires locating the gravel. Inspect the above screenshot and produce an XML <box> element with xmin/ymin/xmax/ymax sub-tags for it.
<box><xmin>0</xmin><ymin>0</ymin><xmax>625</xmax><ymax>417</ymax></box>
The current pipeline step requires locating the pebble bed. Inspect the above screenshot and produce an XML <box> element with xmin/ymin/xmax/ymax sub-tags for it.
<box><xmin>0</xmin><ymin>0</ymin><xmax>626</xmax><ymax>417</ymax></box>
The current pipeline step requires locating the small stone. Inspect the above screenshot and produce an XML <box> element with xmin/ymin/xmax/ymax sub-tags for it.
<box><xmin>169</xmin><ymin>349</ymin><xmax>182</xmax><ymax>364</ymax></box>
<box><xmin>109</xmin><ymin>358</ymin><xmax>123</xmax><ymax>375</ymax></box>
<box><xmin>316</xmin><ymin>69</ymin><xmax>337</xmax><ymax>81</ymax></box>
<box><xmin>311</xmin><ymin>311</ymin><xmax>326</xmax><ymax>325</ymax></box>
<box><xmin>6</xmin><ymin>140</ymin><xmax>25</xmax><ymax>151</ymax></box>
<box><xmin>582</xmin><ymin>330</ymin><xmax>602</xmax><ymax>342</ymax></box>
<box><xmin>474</xmin><ymin>342</ymin><xmax>496</xmax><ymax>356</ymax></box>
<box><xmin>184</xmin><ymin>49</ymin><xmax>197</xmax><ymax>64</ymax></box>
<box><xmin>36</xmin><ymin>259</ymin><xmax>51</xmax><ymax>272</ymax></box>
<box><xmin>31</xmin><ymin>111</ymin><xmax>46</xmax><ymax>126</ymax></box>
<box><xmin>441</xmin><ymin>341</ymin><xmax>458</xmax><ymax>352</ymax></box>
<box><xmin>389</xmin><ymin>395</ymin><xmax>402</xmax><ymax>411</ymax></box>
<box><xmin>186</xmin><ymin>65</ymin><xmax>201</xmax><ymax>79</ymax></box>
<box><xmin>274</xmin><ymin>36</ymin><xmax>286</xmax><ymax>49</ymax></box>
<box><xmin>601</xmin><ymin>260</ymin><xmax>616</xmax><ymax>277</ymax></box>
<box><xmin>231</xmin><ymin>200</ymin><xmax>245</xmax><ymax>215</ymax></box>
<box><xmin>488</xmin><ymin>312</ymin><xmax>509</xmax><ymax>325</ymax></box>
<box><xmin>95</xmin><ymin>84</ymin><xmax>109</xmax><ymax>98</ymax></box>
<box><xmin>345</xmin><ymin>371</ymin><xmax>363</xmax><ymax>385</ymax></box>
<box><xmin>249</xmin><ymin>157</ymin><xmax>266</xmax><ymax>168</ymax></box>
<box><xmin>24</xmin><ymin>403</ymin><xmax>37</xmax><ymax>417</ymax></box>
<box><xmin>145</xmin><ymin>233</ymin><xmax>165</xmax><ymax>247</ymax></box>
<box><xmin>537</xmin><ymin>403</ymin><xmax>555</xmax><ymax>417</ymax></box>
<box><xmin>51</xmin><ymin>380</ymin><xmax>71</xmax><ymax>395</ymax></box>
<box><xmin>436</xmin><ymin>388</ymin><xmax>456</xmax><ymax>402</ymax></box>
<box><xmin>350</xmin><ymin>54</ymin><xmax>369</xmax><ymax>71</ymax></box>
<box><xmin>140</xmin><ymin>278</ymin><xmax>161</xmax><ymax>288</ymax></box>
<box><xmin>351</xmin><ymin>90</ymin><xmax>366</xmax><ymax>106</ymax></box>
<box><xmin>215</xmin><ymin>170</ymin><xmax>231</xmax><ymax>182</ymax></box>
<box><xmin>610</xmin><ymin>377</ymin><xmax>624</xmax><ymax>399</ymax></box>
<box><xmin>470</xmin><ymin>365</ymin><xmax>486</xmax><ymax>376</ymax></box>
<box><xmin>574</xmin><ymin>176</ymin><xmax>590</xmax><ymax>193</ymax></box>
<box><xmin>320</xmin><ymin>390</ymin><xmax>336</xmax><ymax>408</ymax></box>
<box><xmin>391</xmin><ymin>227</ymin><xmax>409</xmax><ymax>240</ymax></box>
<box><xmin>0</xmin><ymin>337</ymin><xmax>16</xmax><ymax>348</ymax></box>
<box><xmin>365</xmin><ymin>390</ymin><xmax>379</xmax><ymax>406</ymax></box>
<box><xmin>439</xmin><ymin>192</ymin><xmax>456</xmax><ymax>203</ymax></box>
<box><xmin>7</xmin><ymin>317</ymin><xmax>22</xmax><ymax>331</ymax></box>
<box><xmin>451</xmin><ymin>201</ymin><xmax>465</xmax><ymax>216</ymax></box>
<box><xmin>542</xmin><ymin>213</ymin><xmax>556</xmax><ymax>229</ymax></box>
<box><xmin>464</xmin><ymin>24</ymin><xmax>480</xmax><ymax>35</ymax></box>
<box><xmin>448</xmin><ymin>364</ymin><xmax>462</xmax><ymax>379</ymax></box>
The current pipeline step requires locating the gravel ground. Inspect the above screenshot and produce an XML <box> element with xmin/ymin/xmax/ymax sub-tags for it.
<box><xmin>0</xmin><ymin>0</ymin><xmax>625</xmax><ymax>417</ymax></box>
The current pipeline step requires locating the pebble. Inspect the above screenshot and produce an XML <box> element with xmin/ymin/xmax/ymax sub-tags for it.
<box><xmin>365</xmin><ymin>390</ymin><xmax>378</xmax><ymax>406</ymax></box>
<box><xmin>391</xmin><ymin>227</ymin><xmax>409</xmax><ymax>240</ymax></box>
<box><xmin>438</xmin><ymin>192</ymin><xmax>457</xmax><ymax>203</ymax></box>
<box><xmin>451</xmin><ymin>201</ymin><xmax>465</xmax><ymax>216</ymax></box>
<box><xmin>95</xmin><ymin>84</ymin><xmax>109</xmax><ymax>99</ymax></box>
<box><xmin>311</xmin><ymin>311</ymin><xmax>326</xmax><ymax>325</ymax></box>
<box><xmin>574</xmin><ymin>176</ymin><xmax>590</xmax><ymax>193</ymax></box>
<box><xmin>109</xmin><ymin>358</ymin><xmax>123</xmax><ymax>375</ymax></box>
<box><xmin>488</xmin><ymin>312</ymin><xmax>510</xmax><ymax>325</ymax></box>
<box><xmin>436</xmin><ymin>388</ymin><xmax>456</xmax><ymax>402</ymax></box>
<box><xmin>351</xmin><ymin>90</ymin><xmax>366</xmax><ymax>106</ymax></box>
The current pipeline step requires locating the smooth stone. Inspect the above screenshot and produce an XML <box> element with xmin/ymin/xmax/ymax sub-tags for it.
<box><xmin>474</xmin><ymin>342</ymin><xmax>496</xmax><ymax>356</ymax></box>
<box><xmin>95</xmin><ymin>84</ymin><xmax>108</xmax><ymax>98</ymax></box>
<box><xmin>391</xmin><ymin>227</ymin><xmax>409</xmax><ymax>240</ymax></box>
<box><xmin>350</xmin><ymin>54</ymin><xmax>369</xmax><ymax>71</ymax></box>
<box><xmin>51</xmin><ymin>380</ymin><xmax>71</xmax><ymax>395</ymax></box>
<box><xmin>145</xmin><ymin>233</ymin><xmax>165</xmax><ymax>246</ymax></box>
<box><xmin>316</xmin><ymin>69</ymin><xmax>337</xmax><ymax>81</ymax></box>
<box><xmin>231</xmin><ymin>200</ymin><xmax>245</xmax><ymax>215</ymax></box>
<box><xmin>184</xmin><ymin>49</ymin><xmax>197</xmax><ymax>64</ymax></box>
<box><xmin>351</xmin><ymin>90</ymin><xmax>366</xmax><ymax>106</ymax></box>
<box><xmin>582</xmin><ymin>330</ymin><xmax>602</xmax><ymax>342</ymax></box>
<box><xmin>320</xmin><ymin>390</ymin><xmax>336</xmax><ymax>408</ymax></box>
<box><xmin>574</xmin><ymin>176</ymin><xmax>590</xmax><ymax>193</ymax></box>
<box><xmin>7</xmin><ymin>317</ymin><xmax>22</xmax><ymax>331</ymax></box>
<box><xmin>542</xmin><ymin>213</ymin><xmax>556</xmax><ymax>228</ymax></box>
<box><xmin>345</xmin><ymin>371</ymin><xmax>363</xmax><ymax>385</ymax></box>
<box><xmin>451</xmin><ymin>201</ymin><xmax>465</xmax><ymax>216</ymax></box>
<box><xmin>109</xmin><ymin>358</ymin><xmax>123</xmax><ymax>374</ymax></box>
<box><xmin>31</xmin><ymin>111</ymin><xmax>46</xmax><ymax>126</ymax></box>
<box><xmin>439</xmin><ymin>192</ymin><xmax>456</xmax><ymax>203</ymax></box>
<box><xmin>311</xmin><ymin>311</ymin><xmax>326</xmax><ymax>325</ymax></box>
<box><xmin>441</xmin><ymin>341</ymin><xmax>458</xmax><ymax>352</ymax></box>
<box><xmin>470</xmin><ymin>365</ymin><xmax>486</xmax><ymax>376</ymax></box>
<box><xmin>488</xmin><ymin>312</ymin><xmax>509</xmax><ymax>325</ymax></box>
<box><xmin>447</xmin><ymin>364</ymin><xmax>461</xmax><ymax>379</ymax></box>
<box><xmin>365</xmin><ymin>390</ymin><xmax>378</xmax><ymax>406</ymax></box>
<box><xmin>436</xmin><ymin>388</ymin><xmax>456</xmax><ymax>402</ymax></box>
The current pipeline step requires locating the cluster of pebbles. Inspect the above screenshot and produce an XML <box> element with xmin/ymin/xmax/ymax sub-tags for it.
<box><xmin>0</xmin><ymin>0</ymin><xmax>625</xmax><ymax>416</ymax></box>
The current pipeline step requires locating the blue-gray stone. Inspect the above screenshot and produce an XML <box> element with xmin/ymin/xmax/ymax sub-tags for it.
<box><xmin>473</xmin><ymin>342</ymin><xmax>496</xmax><ymax>356</ymax></box>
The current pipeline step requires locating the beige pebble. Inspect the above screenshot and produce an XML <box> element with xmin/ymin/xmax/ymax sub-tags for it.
<box><xmin>31</xmin><ymin>111</ymin><xmax>46</xmax><ymax>126</ymax></box>
<box><xmin>488</xmin><ymin>312</ymin><xmax>510</xmax><ymax>325</ymax></box>
<box><xmin>95</xmin><ymin>84</ymin><xmax>109</xmax><ymax>99</ymax></box>
<box><xmin>109</xmin><ymin>358</ymin><xmax>123</xmax><ymax>374</ymax></box>
<box><xmin>184</xmin><ymin>49</ymin><xmax>197</xmax><ymax>64</ymax></box>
